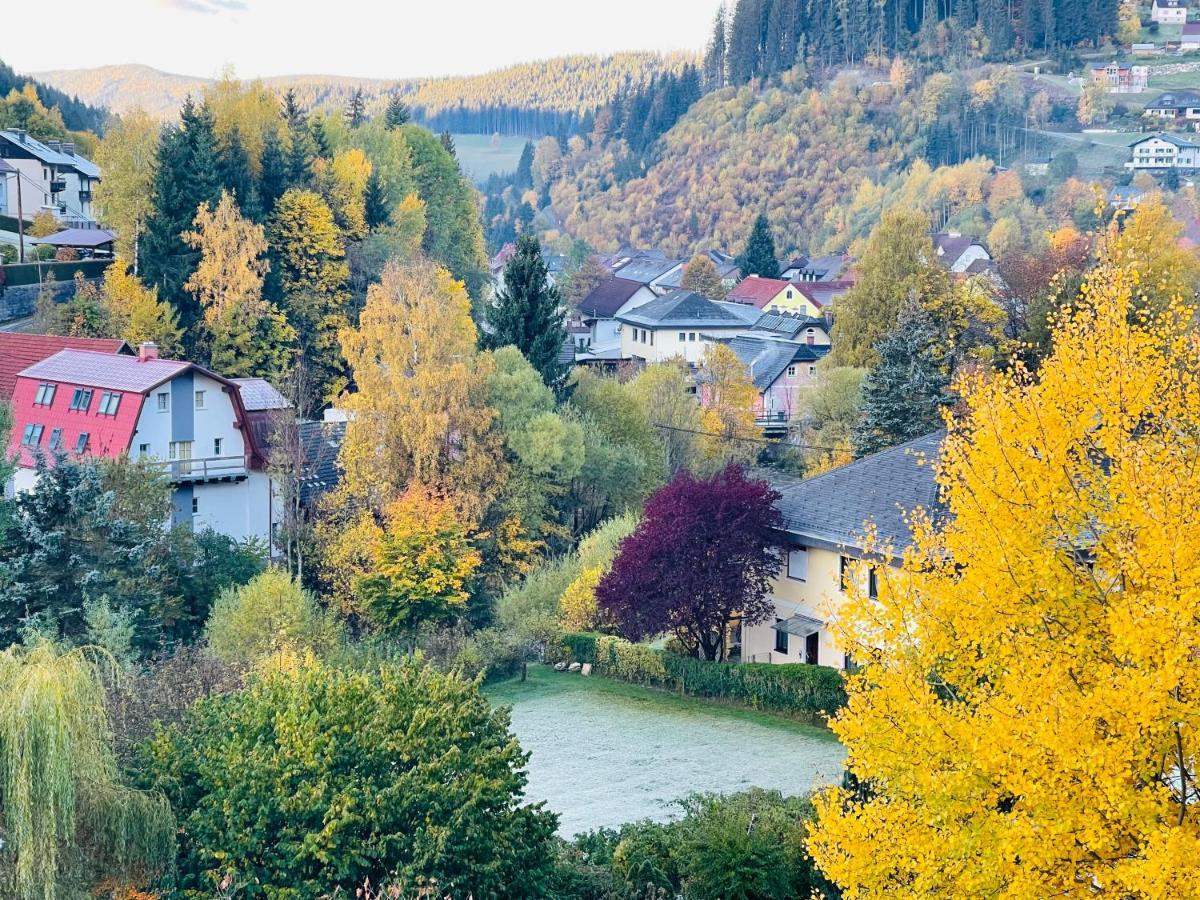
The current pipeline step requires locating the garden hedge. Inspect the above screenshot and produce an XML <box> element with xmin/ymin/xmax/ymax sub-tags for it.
<box><xmin>558</xmin><ymin>632</ymin><xmax>846</xmax><ymax>721</ymax></box>
<box><xmin>0</xmin><ymin>258</ymin><xmax>110</xmax><ymax>287</ymax></box>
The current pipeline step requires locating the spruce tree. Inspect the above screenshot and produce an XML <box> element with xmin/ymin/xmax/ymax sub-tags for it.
<box><xmin>514</xmin><ymin>141</ymin><xmax>534</xmax><ymax>191</ymax></box>
<box><xmin>140</xmin><ymin>96</ymin><xmax>221</xmax><ymax>339</ymax></box>
<box><xmin>347</xmin><ymin>87</ymin><xmax>367</xmax><ymax>128</ymax></box>
<box><xmin>852</xmin><ymin>301</ymin><xmax>950</xmax><ymax>458</ymax></box>
<box><xmin>281</xmin><ymin>88</ymin><xmax>305</xmax><ymax>131</ymax></box>
<box><xmin>259</xmin><ymin>130</ymin><xmax>288</xmax><ymax>215</ymax></box>
<box><xmin>364</xmin><ymin>168</ymin><xmax>390</xmax><ymax>230</ymax></box>
<box><xmin>385</xmin><ymin>94</ymin><xmax>410</xmax><ymax>129</ymax></box>
<box><xmin>309</xmin><ymin>117</ymin><xmax>331</xmax><ymax>160</ymax></box>
<box><xmin>440</xmin><ymin>130</ymin><xmax>456</xmax><ymax>158</ymax></box>
<box><xmin>736</xmin><ymin>211</ymin><xmax>779</xmax><ymax>278</ymax></box>
<box><xmin>484</xmin><ymin>234</ymin><xmax>568</xmax><ymax>390</ymax></box>
<box><xmin>704</xmin><ymin>3</ymin><xmax>729</xmax><ymax>90</ymax></box>
<box><xmin>217</xmin><ymin>125</ymin><xmax>260</xmax><ymax>221</ymax></box>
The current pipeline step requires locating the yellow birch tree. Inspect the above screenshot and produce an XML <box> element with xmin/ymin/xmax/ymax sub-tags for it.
<box><xmin>809</xmin><ymin>263</ymin><xmax>1200</xmax><ymax>898</ymax></box>
<box><xmin>698</xmin><ymin>343</ymin><xmax>759</xmax><ymax>470</ymax></box>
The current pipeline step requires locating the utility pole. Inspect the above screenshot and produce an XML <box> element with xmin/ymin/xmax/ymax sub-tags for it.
<box><xmin>0</xmin><ymin>160</ymin><xmax>25</xmax><ymax>263</ymax></box>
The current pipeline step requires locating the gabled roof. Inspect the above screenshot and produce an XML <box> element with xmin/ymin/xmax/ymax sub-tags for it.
<box><xmin>722</xmin><ymin>335</ymin><xmax>830</xmax><ymax>391</ymax></box>
<box><xmin>0</xmin><ymin>334</ymin><xmax>130</xmax><ymax>398</ymax></box>
<box><xmin>784</xmin><ymin>254</ymin><xmax>851</xmax><ymax>280</ymax></box>
<box><xmin>29</xmin><ymin>228</ymin><xmax>116</xmax><ymax>248</ymax></box>
<box><xmin>770</xmin><ymin>431</ymin><xmax>945</xmax><ymax>556</ymax></box>
<box><xmin>0</xmin><ymin>130</ymin><xmax>100</xmax><ymax>178</ymax></box>
<box><xmin>794</xmin><ymin>281</ymin><xmax>854</xmax><ymax>309</ymax></box>
<box><xmin>1145</xmin><ymin>89</ymin><xmax>1200</xmax><ymax>108</ymax></box>
<box><xmin>578</xmin><ymin>277</ymin><xmax>646</xmax><ymax>319</ymax></box>
<box><xmin>655</xmin><ymin>250</ymin><xmax>740</xmax><ymax>289</ymax></box>
<box><xmin>1131</xmin><ymin>132</ymin><xmax>1200</xmax><ymax>148</ymax></box>
<box><xmin>726</xmin><ymin>276</ymin><xmax>793</xmax><ymax>307</ymax></box>
<box><xmin>612</xmin><ymin>255</ymin><xmax>683</xmax><ymax>285</ymax></box>
<box><xmin>617</xmin><ymin>291</ymin><xmax>755</xmax><ymax>328</ymax></box>
<box><xmin>20</xmin><ymin>349</ymin><xmax>190</xmax><ymax>393</ymax></box>
<box><xmin>931</xmin><ymin>233</ymin><xmax>985</xmax><ymax>263</ymax></box>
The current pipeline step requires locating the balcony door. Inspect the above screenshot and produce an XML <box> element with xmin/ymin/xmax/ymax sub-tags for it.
<box><xmin>168</xmin><ymin>440</ymin><xmax>194</xmax><ymax>477</ymax></box>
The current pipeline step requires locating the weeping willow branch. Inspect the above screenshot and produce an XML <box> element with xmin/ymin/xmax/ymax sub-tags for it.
<box><xmin>0</xmin><ymin>642</ymin><xmax>175</xmax><ymax>900</ymax></box>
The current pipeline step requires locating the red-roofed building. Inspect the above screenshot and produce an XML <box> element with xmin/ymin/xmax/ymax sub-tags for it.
<box><xmin>8</xmin><ymin>343</ymin><xmax>282</xmax><ymax>549</ymax></box>
<box><xmin>0</xmin><ymin>333</ymin><xmax>131</xmax><ymax>400</ymax></box>
<box><xmin>726</xmin><ymin>276</ymin><xmax>832</xmax><ymax>316</ymax></box>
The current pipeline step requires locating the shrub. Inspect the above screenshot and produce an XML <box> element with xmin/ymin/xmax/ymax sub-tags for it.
<box><xmin>561</xmin><ymin>631</ymin><xmax>600</xmax><ymax>665</ymax></box>
<box><xmin>203</xmin><ymin>569</ymin><xmax>345</xmax><ymax>667</ymax></box>
<box><xmin>595</xmin><ymin>635</ymin><xmax>668</xmax><ymax>684</ymax></box>
<box><xmin>137</xmin><ymin>658</ymin><xmax>558</xmax><ymax>898</ymax></box>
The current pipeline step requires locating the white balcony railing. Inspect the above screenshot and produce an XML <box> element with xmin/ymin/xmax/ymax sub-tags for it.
<box><xmin>151</xmin><ymin>455</ymin><xmax>248</xmax><ymax>483</ymax></box>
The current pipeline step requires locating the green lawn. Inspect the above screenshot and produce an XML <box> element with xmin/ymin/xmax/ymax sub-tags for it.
<box><xmin>450</xmin><ymin>133</ymin><xmax>530</xmax><ymax>185</ymax></box>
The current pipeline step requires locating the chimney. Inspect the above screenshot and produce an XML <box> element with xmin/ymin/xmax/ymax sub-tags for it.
<box><xmin>62</xmin><ymin>143</ymin><xmax>75</xmax><ymax>156</ymax></box>
<box><xmin>138</xmin><ymin>341</ymin><xmax>159</xmax><ymax>362</ymax></box>
<box><xmin>13</xmin><ymin>128</ymin><xmax>26</xmax><ymax>143</ymax></box>
<box><xmin>47</xmin><ymin>140</ymin><xmax>61</xmax><ymax>153</ymax></box>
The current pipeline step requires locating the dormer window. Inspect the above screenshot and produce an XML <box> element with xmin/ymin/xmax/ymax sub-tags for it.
<box><xmin>34</xmin><ymin>383</ymin><xmax>56</xmax><ymax>406</ymax></box>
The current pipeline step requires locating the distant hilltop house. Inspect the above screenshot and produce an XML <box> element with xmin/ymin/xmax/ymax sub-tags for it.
<box><xmin>930</xmin><ymin>232</ymin><xmax>991</xmax><ymax>273</ymax></box>
<box><xmin>1126</xmin><ymin>132</ymin><xmax>1200</xmax><ymax>171</ymax></box>
<box><xmin>1144</xmin><ymin>89</ymin><xmax>1200</xmax><ymax>122</ymax></box>
<box><xmin>1108</xmin><ymin>185</ymin><xmax>1148</xmax><ymax>211</ymax></box>
<box><xmin>0</xmin><ymin>129</ymin><xmax>101</xmax><ymax>227</ymax></box>
<box><xmin>1089</xmin><ymin>62</ymin><xmax>1148</xmax><ymax>94</ymax></box>
<box><xmin>1152</xmin><ymin>0</ymin><xmax>1187</xmax><ymax>25</ymax></box>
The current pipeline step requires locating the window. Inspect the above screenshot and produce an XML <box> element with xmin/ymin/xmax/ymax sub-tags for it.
<box><xmin>786</xmin><ymin>289</ymin><xmax>794</xmax><ymax>299</ymax></box>
<box><xmin>787</xmin><ymin>365</ymin><xmax>797</xmax><ymax>377</ymax></box>
<box><xmin>191</xmin><ymin>497</ymin><xmax>199</xmax><ymax>515</ymax></box>
<box><xmin>48</xmin><ymin>428</ymin><xmax>62</xmax><ymax>451</ymax></box>
<box><xmin>787</xmin><ymin>547</ymin><xmax>808</xmax><ymax>581</ymax></box>
<box><xmin>33</xmin><ymin>383</ymin><xmax>56</xmax><ymax>406</ymax></box>
<box><xmin>839</xmin><ymin>555</ymin><xmax>851</xmax><ymax>591</ymax></box>
<box><xmin>21</xmin><ymin>424</ymin><xmax>44</xmax><ymax>447</ymax></box>
<box><xmin>138</xmin><ymin>443</ymin><xmax>150</xmax><ymax>456</ymax></box>
<box><xmin>75</xmin><ymin>432</ymin><xmax>89</xmax><ymax>454</ymax></box>
<box><xmin>97</xmin><ymin>392</ymin><xmax>121</xmax><ymax>416</ymax></box>
<box><xmin>774</xmin><ymin>619</ymin><xmax>789</xmax><ymax>654</ymax></box>
<box><xmin>679</xmin><ymin>332</ymin><xmax>687</xmax><ymax>341</ymax></box>
<box><xmin>808</xmin><ymin>366</ymin><xmax>817</xmax><ymax>376</ymax></box>
<box><xmin>156</xmin><ymin>392</ymin><xmax>170</xmax><ymax>412</ymax></box>
<box><xmin>169</xmin><ymin>441</ymin><xmax>194</xmax><ymax>475</ymax></box>
<box><xmin>69</xmin><ymin>388</ymin><xmax>93</xmax><ymax>411</ymax></box>
<box><xmin>194</xmin><ymin>390</ymin><xmax>206</xmax><ymax>410</ymax></box>
<box><xmin>688</xmin><ymin>332</ymin><xmax>696</xmax><ymax>342</ymax></box>
<box><xmin>213</xmin><ymin>437</ymin><xmax>223</xmax><ymax>456</ymax></box>
<box><xmin>868</xmin><ymin>567</ymin><xmax>879</xmax><ymax>600</ymax></box>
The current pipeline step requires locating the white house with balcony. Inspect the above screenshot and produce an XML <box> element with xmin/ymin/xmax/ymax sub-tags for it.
<box><xmin>7</xmin><ymin>343</ymin><xmax>281</xmax><ymax>549</ymax></box>
<box><xmin>1126</xmin><ymin>133</ymin><xmax>1200</xmax><ymax>171</ymax></box>
<box><xmin>0</xmin><ymin>129</ymin><xmax>101</xmax><ymax>226</ymax></box>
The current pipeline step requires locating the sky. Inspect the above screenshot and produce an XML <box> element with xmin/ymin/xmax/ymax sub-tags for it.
<box><xmin>4</xmin><ymin>0</ymin><xmax>720</xmax><ymax>79</ymax></box>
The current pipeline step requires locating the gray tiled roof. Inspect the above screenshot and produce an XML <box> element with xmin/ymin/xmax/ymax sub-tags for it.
<box><xmin>617</xmin><ymin>291</ymin><xmax>753</xmax><ymax>328</ymax></box>
<box><xmin>770</xmin><ymin>432</ymin><xmax>944</xmax><ymax>556</ymax></box>
<box><xmin>298</xmin><ymin>420</ymin><xmax>346</xmax><ymax>507</ymax></box>
<box><xmin>1145</xmin><ymin>90</ymin><xmax>1200</xmax><ymax>109</ymax></box>
<box><xmin>723</xmin><ymin>335</ymin><xmax>829</xmax><ymax>391</ymax></box>
<box><xmin>232</xmin><ymin>377</ymin><xmax>291</xmax><ymax>411</ymax></box>
<box><xmin>0</xmin><ymin>131</ymin><xmax>100</xmax><ymax>178</ymax></box>
<box><xmin>578</xmin><ymin>277</ymin><xmax>645</xmax><ymax>319</ymax></box>
<box><xmin>613</xmin><ymin>255</ymin><xmax>683</xmax><ymax>284</ymax></box>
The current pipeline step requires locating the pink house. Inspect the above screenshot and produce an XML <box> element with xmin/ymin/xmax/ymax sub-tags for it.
<box><xmin>703</xmin><ymin>334</ymin><xmax>831</xmax><ymax>431</ymax></box>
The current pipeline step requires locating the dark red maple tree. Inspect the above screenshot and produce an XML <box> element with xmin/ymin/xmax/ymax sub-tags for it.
<box><xmin>596</xmin><ymin>464</ymin><xmax>782</xmax><ymax>661</ymax></box>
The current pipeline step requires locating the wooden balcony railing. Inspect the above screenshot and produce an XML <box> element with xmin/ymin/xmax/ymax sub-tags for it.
<box><xmin>151</xmin><ymin>455</ymin><xmax>248</xmax><ymax>483</ymax></box>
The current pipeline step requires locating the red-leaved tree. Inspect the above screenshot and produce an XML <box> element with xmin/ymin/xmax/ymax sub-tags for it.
<box><xmin>596</xmin><ymin>464</ymin><xmax>782</xmax><ymax>661</ymax></box>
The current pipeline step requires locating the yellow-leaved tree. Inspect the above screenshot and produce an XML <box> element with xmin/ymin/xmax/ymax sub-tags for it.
<box><xmin>698</xmin><ymin>343</ymin><xmax>759</xmax><ymax>470</ymax></box>
<box><xmin>102</xmin><ymin>264</ymin><xmax>183</xmax><ymax>357</ymax></box>
<box><xmin>809</xmin><ymin>263</ymin><xmax>1200</xmax><ymax>897</ymax></box>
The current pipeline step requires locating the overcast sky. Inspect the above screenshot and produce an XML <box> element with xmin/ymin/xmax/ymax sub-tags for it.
<box><xmin>5</xmin><ymin>0</ymin><xmax>720</xmax><ymax>78</ymax></box>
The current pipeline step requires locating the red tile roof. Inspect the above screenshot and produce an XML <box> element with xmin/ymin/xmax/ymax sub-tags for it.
<box><xmin>0</xmin><ymin>334</ymin><xmax>130</xmax><ymax>399</ymax></box>
<box><xmin>725</xmin><ymin>277</ymin><xmax>794</xmax><ymax>308</ymax></box>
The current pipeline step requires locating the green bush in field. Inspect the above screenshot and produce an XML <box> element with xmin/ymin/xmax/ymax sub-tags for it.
<box><xmin>136</xmin><ymin>657</ymin><xmax>558</xmax><ymax>898</ymax></box>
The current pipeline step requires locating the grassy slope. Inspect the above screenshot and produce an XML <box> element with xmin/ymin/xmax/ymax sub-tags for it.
<box><xmin>485</xmin><ymin>664</ymin><xmax>839</xmax><ymax>739</ymax></box>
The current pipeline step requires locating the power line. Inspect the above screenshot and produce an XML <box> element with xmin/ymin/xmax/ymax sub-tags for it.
<box><xmin>651</xmin><ymin>421</ymin><xmax>846</xmax><ymax>453</ymax></box>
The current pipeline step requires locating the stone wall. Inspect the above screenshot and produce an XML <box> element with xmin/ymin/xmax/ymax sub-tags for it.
<box><xmin>0</xmin><ymin>278</ymin><xmax>99</xmax><ymax>323</ymax></box>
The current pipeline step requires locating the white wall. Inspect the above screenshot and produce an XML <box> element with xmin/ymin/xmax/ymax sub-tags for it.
<box><xmin>950</xmin><ymin>244</ymin><xmax>991</xmax><ymax>273</ymax></box>
<box><xmin>620</xmin><ymin>323</ymin><xmax>748</xmax><ymax>364</ymax></box>
<box><xmin>131</xmin><ymin>373</ymin><xmax>246</xmax><ymax>465</ymax></box>
<box><xmin>191</xmin><ymin>471</ymin><xmax>278</xmax><ymax>547</ymax></box>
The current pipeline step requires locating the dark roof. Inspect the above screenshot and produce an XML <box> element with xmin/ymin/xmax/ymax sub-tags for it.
<box><xmin>1154</xmin><ymin>0</ymin><xmax>1184</xmax><ymax>8</ymax></box>
<box><xmin>784</xmin><ymin>254</ymin><xmax>850</xmax><ymax>280</ymax></box>
<box><xmin>931</xmin><ymin>233</ymin><xmax>984</xmax><ymax>264</ymax></box>
<box><xmin>1146</xmin><ymin>90</ymin><xmax>1200</xmax><ymax>109</ymax></box>
<box><xmin>723</xmin><ymin>336</ymin><xmax>829</xmax><ymax>391</ymax></box>
<box><xmin>794</xmin><ymin>281</ymin><xmax>854</xmax><ymax>309</ymax></box>
<box><xmin>750</xmin><ymin>313</ymin><xmax>829</xmax><ymax>339</ymax></box>
<box><xmin>298</xmin><ymin>420</ymin><xmax>346</xmax><ymax>507</ymax></box>
<box><xmin>0</xmin><ymin>130</ymin><xmax>100</xmax><ymax>178</ymax></box>
<box><xmin>617</xmin><ymin>291</ymin><xmax>757</xmax><ymax>328</ymax></box>
<box><xmin>578</xmin><ymin>277</ymin><xmax>646</xmax><ymax>319</ymax></box>
<box><xmin>558</xmin><ymin>335</ymin><xmax>576</xmax><ymax>367</ymax></box>
<box><xmin>0</xmin><ymin>334</ymin><xmax>130</xmax><ymax>398</ymax></box>
<box><xmin>1185</xmin><ymin>22</ymin><xmax>1200</xmax><ymax>34</ymax></box>
<box><xmin>771</xmin><ymin>432</ymin><xmax>944</xmax><ymax>556</ymax></box>
<box><xmin>1131</xmin><ymin>132</ymin><xmax>1200</xmax><ymax>149</ymax></box>
<box><xmin>29</xmin><ymin>228</ymin><xmax>115</xmax><ymax>248</ymax></box>
<box><xmin>612</xmin><ymin>255</ymin><xmax>682</xmax><ymax>284</ymax></box>
<box><xmin>654</xmin><ymin>250</ymin><xmax>740</xmax><ymax>289</ymax></box>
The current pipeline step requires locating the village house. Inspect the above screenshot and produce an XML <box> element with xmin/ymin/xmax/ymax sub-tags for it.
<box><xmin>576</xmin><ymin>276</ymin><xmax>658</xmax><ymax>362</ymax></box>
<box><xmin>930</xmin><ymin>232</ymin><xmax>991</xmax><ymax>273</ymax></box>
<box><xmin>1183</xmin><ymin>23</ymin><xmax>1200</xmax><ymax>48</ymax></box>
<box><xmin>716</xmin><ymin>334</ymin><xmax>829</xmax><ymax>428</ymax></box>
<box><xmin>747</xmin><ymin>311</ymin><xmax>831</xmax><ymax>345</ymax></box>
<box><xmin>7</xmin><ymin>343</ymin><xmax>283</xmax><ymax>549</ymax></box>
<box><xmin>1152</xmin><ymin>0</ymin><xmax>1188</xmax><ymax>23</ymax></box>
<box><xmin>780</xmin><ymin>254</ymin><xmax>852</xmax><ymax>282</ymax></box>
<box><xmin>741</xmin><ymin>432</ymin><xmax>943</xmax><ymax>667</ymax></box>
<box><xmin>611</xmin><ymin>253</ymin><xmax>685</xmax><ymax>295</ymax></box>
<box><xmin>0</xmin><ymin>334</ymin><xmax>131</xmax><ymax>403</ymax></box>
<box><xmin>725</xmin><ymin>276</ymin><xmax>806</xmax><ymax>311</ymax></box>
<box><xmin>616</xmin><ymin>290</ymin><xmax>760</xmax><ymax>365</ymax></box>
<box><xmin>1126</xmin><ymin>132</ymin><xmax>1200</xmax><ymax>171</ymax></box>
<box><xmin>0</xmin><ymin>129</ymin><xmax>101</xmax><ymax>226</ymax></box>
<box><xmin>1144</xmin><ymin>89</ymin><xmax>1200</xmax><ymax>122</ymax></box>
<box><xmin>1089</xmin><ymin>62</ymin><xmax>1149</xmax><ymax>93</ymax></box>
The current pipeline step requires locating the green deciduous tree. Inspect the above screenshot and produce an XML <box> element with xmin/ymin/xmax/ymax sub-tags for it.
<box><xmin>681</xmin><ymin>254</ymin><xmax>727</xmax><ymax>299</ymax></box>
<box><xmin>137</xmin><ymin>658</ymin><xmax>558</xmax><ymax>898</ymax></box>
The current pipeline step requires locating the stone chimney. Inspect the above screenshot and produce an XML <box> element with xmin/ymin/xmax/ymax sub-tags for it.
<box><xmin>138</xmin><ymin>341</ymin><xmax>159</xmax><ymax>362</ymax></box>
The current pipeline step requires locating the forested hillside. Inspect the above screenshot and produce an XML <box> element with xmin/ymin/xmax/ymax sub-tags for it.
<box><xmin>0</xmin><ymin>59</ymin><xmax>107</xmax><ymax>134</ymax></box>
<box><xmin>34</xmin><ymin>53</ymin><xmax>693</xmax><ymax>133</ymax></box>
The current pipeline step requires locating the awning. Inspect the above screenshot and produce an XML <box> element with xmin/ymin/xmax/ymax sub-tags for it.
<box><xmin>772</xmin><ymin>613</ymin><xmax>825</xmax><ymax>638</ymax></box>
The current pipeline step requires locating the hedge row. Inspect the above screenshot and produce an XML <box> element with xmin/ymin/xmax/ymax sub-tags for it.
<box><xmin>558</xmin><ymin>632</ymin><xmax>846</xmax><ymax>721</ymax></box>
<box><xmin>1</xmin><ymin>258</ymin><xmax>110</xmax><ymax>287</ymax></box>
<box><xmin>0</xmin><ymin>214</ymin><xmax>29</xmax><ymax>233</ymax></box>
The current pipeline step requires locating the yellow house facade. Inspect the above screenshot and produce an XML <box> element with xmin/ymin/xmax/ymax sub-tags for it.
<box><xmin>741</xmin><ymin>432</ymin><xmax>944</xmax><ymax>669</ymax></box>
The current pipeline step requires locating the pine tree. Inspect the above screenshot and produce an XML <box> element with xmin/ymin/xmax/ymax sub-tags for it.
<box><xmin>514</xmin><ymin>140</ymin><xmax>534</xmax><ymax>191</ymax></box>
<box><xmin>852</xmin><ymin>301</ymin><xmax>950</xmax><ymax>457</ymax></box>
<box><xmin>385</xmin><ymin>93</ymin><xmax>410</xmax><ymax>129</ymax></box>
<box><xmin>484</xmin><ymin>234</ymin><xmax>568</xmax><ymax>390</ymax></box>
<box><xmin>440</xmin><ymin>130</ymin><xmax>457</xmax><ymax>158</ymax></box>
<box><xmin>347</xmin><ymin>87</ymin><xmax>367</xmax><ymax>128</ymax></box>
<box><xmin>364</xmin><ymin>167</ymin><xmax>390</xmax><ymax>230</ymax></box>
<box><xmin>735</xmin><ymin>210</ymin><xmax>779</xmax><ymax>277</ymax></box>
<box><xmin>140</xmin><ymin>96</ymin><xmax>221</xmax><ymax>339</ymax></box>
<box><xmin>281</xmin><ymin>88</ymin><xmax>305</xmax><ymax>131</ymax></box>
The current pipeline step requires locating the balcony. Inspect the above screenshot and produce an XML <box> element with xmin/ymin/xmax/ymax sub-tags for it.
<box><xmin>756</xmin><ymin>410</ymin><xmax>792</xmax><ymax>435</ymax></box>
<box><xmin>78</xmin><ymin>190</ymin><xmax>93</xmax><ymax>202</ymax></box>
<box><xmin>151</xmin><ymin>455</ymin><xmax>248</xmax><ymax>484</ymax></box>
<box><xmin>49</xmin><ymin>180</ymin><xmax>67</xmax><ymax>194</ymax></box>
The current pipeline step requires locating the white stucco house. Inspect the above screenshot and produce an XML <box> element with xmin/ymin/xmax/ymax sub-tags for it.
<box><xmin>0</xmin><ymin>129</ymin><xmax>101</xmax><ymax>226</ymax></box>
